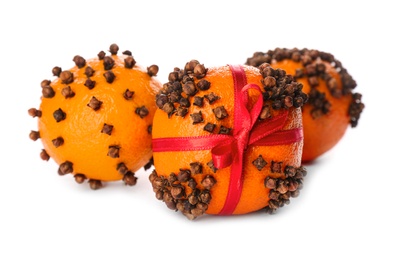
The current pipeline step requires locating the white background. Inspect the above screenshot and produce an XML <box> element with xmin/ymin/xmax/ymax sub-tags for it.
<box><xmin>1</xmin><ymin>0</ymin><xmax>396</xmax><ymax>259</ymax></box>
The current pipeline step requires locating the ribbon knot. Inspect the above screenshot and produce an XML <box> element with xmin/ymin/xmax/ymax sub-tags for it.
<box><xmin>152</xmin><ymin>65</ymin><xmax>303</xmax><ymax>215</ymax></box>
<box><xmin>210</xmin><ymin>83</ymin><xmax>263</xmax><ymax>170</ymax></box>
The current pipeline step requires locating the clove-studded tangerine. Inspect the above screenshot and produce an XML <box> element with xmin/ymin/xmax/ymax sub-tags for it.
<box><xmin>28</xmin><ymin>44</ymin><xmax>162</xmax><ymax>189</ymax></box>
<box><xmin>150</xmin><ymin>60</ymin><xmax>307</xmax><ymax>220</ymax></box>
<box><xmin>246</xmin><ymin>48</ymin><xmax>365</xmax><ymax>162</ymax></box>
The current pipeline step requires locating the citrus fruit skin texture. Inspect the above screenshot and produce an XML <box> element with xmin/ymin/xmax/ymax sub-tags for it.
<box><xmin>151</xmin><ymin>61</ymin><xmax>307</xmax><ymax>219</ymax></box>
<box><xmin>30</xmin><ymin>44</ymin><xmax>162</xmax><ymax>188</ymax></box>
<box><xmin>246</xmin><ymin>48</ymin><xmax>364</xmax><ymax>162</ymax></box>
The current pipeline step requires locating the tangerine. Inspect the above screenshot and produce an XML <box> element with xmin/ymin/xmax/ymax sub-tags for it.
<box><xmin>246</xmin><ymin>48</ymin><xmax>365</xmax><ymax>162</ymax></box>
<box><xmin>150</xmin><ymin>60</ymin><xmax>307</xmax><ymax>219</ymax></box>
<box><xmin>28</xmin><ymin>44</ymin><xmax>162</xmax><ymax>189</ymax></box>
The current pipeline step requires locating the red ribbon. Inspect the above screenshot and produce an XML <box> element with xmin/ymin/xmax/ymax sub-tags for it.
<box><xmin>152</xmin><ymin>65</ymin><xmax>303</xmax><ymax>215</ymax></box>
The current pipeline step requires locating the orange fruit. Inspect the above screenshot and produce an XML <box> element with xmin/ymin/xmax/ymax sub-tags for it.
<box><xmin>28</xmin><ymin>44</ymin><xmax>162</xmax><ymax>189</ymax></box>
<box><xmin>150</xmin><ymin>60</ymin><xmax>307</xmax><ymax>220</ymax></box>
<box><xmin>246</xmin><ymin>48</ymin><xmax>365</xmax><ymax>162</ymax></box>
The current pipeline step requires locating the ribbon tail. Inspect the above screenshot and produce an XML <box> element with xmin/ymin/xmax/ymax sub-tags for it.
<box><xmin>218</xmin><ymin>148</ymin><xmax>244</xmax><ymax>215</ymax></box>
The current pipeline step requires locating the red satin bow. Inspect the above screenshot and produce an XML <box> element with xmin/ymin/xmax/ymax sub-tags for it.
<box><xmin>211</xmin><ymin>83</ymin><xmax>263</xmax><ymax>169</ymax></box>
<box><xmin>152</xmin><ymin>65</ymin><xmax>303</xmax><ymax>215</ymax></box>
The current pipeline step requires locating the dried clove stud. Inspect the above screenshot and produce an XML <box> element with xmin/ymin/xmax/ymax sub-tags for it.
<box><xmin>73</xmin><ymin>55</ymin><xmax>86</xmax><ymax>68</ymax></box>
<box><xmin>107</xmin><ymin>145</ymin><xmax>120</xmax><ymax>158</ymax></box>
<box><xmin>58</xmin><ymin>161</ymin><xmax>73</xmax><ymax>175</ymax></box>
<box><xmin>61</xmin><ymin>86</ymin><xmax>75</xmax><ymax>98</ymax></box>
<box><xmin>204</xmin><ymin>93</ymin><xmax>220</xmax><ymax>104</ymax></box>
<box><xmin>123</xmin><ymin>89</ymin><xmax>135</xmax><ymax>100</ymax></box>
<box><xmin>88</xmin><ymin>179</ymin><xmax>103</xmax><ymax>190</ymax></box>
<box><xmin>28</xmin><ymin>108</ymin><xmax>42</xmax><ymax>118</ymax></box>
<box><xmin>97</xmin><ymin>51</ymin><xmax>106</xmax><ymax>60</ymax></box>
<box><xmin>190</xmin><ymin>111</ymin><xmax>204</xmax><ymax>124</ymax></box>
<box><xmin>101</xmin><ymin>123</ymin><xmax>113</xmax><ymax>135</ymax></box>
<box><xmin>123</xmin><ymin>171</ymin><xmax>137</xmax><ymax>186</ymax></box>
<box><xmin>29</xmin><ymin>130</ymin><xmax>40</xmax><ymax>141</ymax></box>
<box><xmin>109</xmin><ymin>43</ymin><xmax>119</xmax><ymax>55</ymax></box>
<box><xmin>117</xmin><ymin>163</ymin><xmax>128</xmax><ymax>175</ymax></box>
<box><xmin>52</xmin><ymin>66</ymin><xmax>62</xmax><ymax>77</ymax></box>
<box><xmin>201</xmin><ymin>175</ymin><xmax>217</xmax><ymax>189</ymax></box>
<box><xmin>52</xmin><ymin>137</ymin><xmax>64</xmax><ymax>147</ymax></box>
<box><xmin>190</xmin><ymin>162</ymin><xmax>203</xmax><ymax>174</ymax></box>
<box><xmin>74</xmin><ymin>174</ymin><xmax>86</xmax><ymax>184</ymax></box>
<box><xmin>135</xmin><ymin>106</ymin><xmax>149</xmax><ymax>118</ymax></box>
<box><xmin>103</xmin><ymin>56</ymin><xmax>115</xmax><ymax>70</ymax></box>
<box><xmin>213</xmin><ymin>106</ymin><xmax>228</xmax><ymax>120</ymax></box>
<box><xmin>87</xmin><ymin>97</ymin><xmax>103</xmax><ymax>111</ymax></box>
<box><xmin>40</xmin><ymin>149</ymin><xmax>50</xmax><ymax>161</ymax></box>
<box><xmin>42</xmin><ymin>86</ymin><xmax>55</xmax><ymax>98</ymax></box>
<box><xmin>85</xmin><ymin>66</ymin><xmax>95</xmax><ymax>77</ymax></box>
<box><xmin>197</xmin><ymin>79</ymin><xmax>211</xmax><ymax>91</ymax></box>
<box><xmin>59</xmin><ymin>71</ymin><xmax>74</xmax><ymax>84</ymax></box>
<box><xmin>218</xmin><ymin>125</ymin><xmax>232</xmax><ymax>135</ymax></box>
<box><xmin>124</xmin><ymin>56</ymin><xmax>136</xmax><ymax>69</ymax></box>
<box><xmin>103</xmin><ymin>70</ymin><xmax>115</xmax><ymax>83</ymax></box>
<box><xmin>252</xmin><ymin>155</ymin><xmax>267</xmax><ymax>171</ymax></box>
<box><xmin>53</xmin><ymin>108</ymin><xmax>66</xmax><ymax>122</ymax></box>
<box><xmin>147</xmin><ymin>65</ymin><xmax>159</xmax><ymax>77</ymax></box>
<box><xmin>193</xmin><ymin>96</ymin><xmax>204</xmax><ymax>107</ymax></box>
<box><xmin>271</xmin><ymin>161</ymin><xmax>283</xmax><ymax>173</ymax></box>
<box><xmin>84</xmin><ymin>79</ymin><xmax>96</xmax><ymax>90</ymax></box>
<box><xmin>207</xmin><ymin>160</ymin><xmax>217</xmax><ymax>173</ymax></box>
<box><xmin>183</xmin><ymin>82</ymin><xmax>197</xmax><ymax>96</ymax></box>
